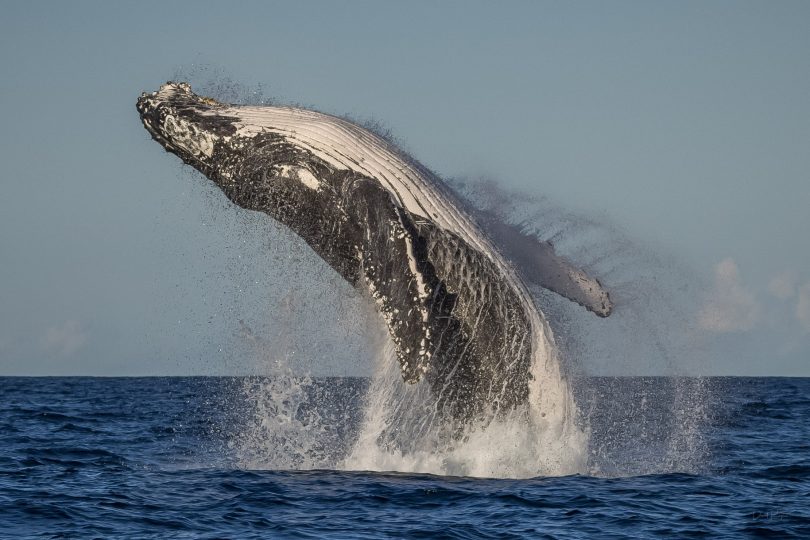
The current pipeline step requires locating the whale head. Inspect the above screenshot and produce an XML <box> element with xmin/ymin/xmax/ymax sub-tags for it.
<box><xmin>136</xmin><ymin>82</ymin><xmax>239</xmax><ymax>175</ymax></box>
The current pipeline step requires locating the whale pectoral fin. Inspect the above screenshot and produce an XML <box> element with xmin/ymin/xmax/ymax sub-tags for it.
<box><xmin>216</xmin><ymin>154</ymin><xmax>364</xmax><ymax>288</ymax></box>
<box><xmin>478</xmin><ymin>212</ymin><xmax>613</xmax><ymax>317</ymax></box>
<box><xmin>342</xmin><ymin>174</ymin><xmax>451</xmax><ymax>383</ymax></box>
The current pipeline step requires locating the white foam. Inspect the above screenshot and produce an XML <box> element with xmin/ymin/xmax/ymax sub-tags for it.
<box><xmin>342</xmin><ymin>342</ymin><xmax>587</xmax><ymax>479</ymax></box>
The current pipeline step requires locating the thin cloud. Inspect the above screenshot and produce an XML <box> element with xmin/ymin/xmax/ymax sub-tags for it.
<box><xmin>699</xmin><ymin>258</ymin><xmax>759</xmax><ymax>333</ymax></box>
<box><xmin>768</xmin><ymin>270</ymin><xmax>798</xmax><ymax>300</ymax></box>
<box><xmin>42</xmin><ymin>320</ymin><xmax>87</xmax><ymax>357</ymax></box>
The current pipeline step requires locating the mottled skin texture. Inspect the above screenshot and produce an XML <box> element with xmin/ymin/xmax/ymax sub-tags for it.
<box><xmin>137</xmin><ymin>83</ymin><xmax>534</xmax><ymax>422</ymax></box>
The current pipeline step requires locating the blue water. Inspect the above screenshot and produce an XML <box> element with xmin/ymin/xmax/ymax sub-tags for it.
<box><xmin>1</xmin><ymin>376</ymin><xmax>808</xmax><ymax>538</ymax></box>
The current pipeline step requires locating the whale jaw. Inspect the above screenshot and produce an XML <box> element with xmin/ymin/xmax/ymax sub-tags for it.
<box><xmin>136</xmin><ymin>82</ymin><xmax>239</xmax><ymax>176</ymax></box>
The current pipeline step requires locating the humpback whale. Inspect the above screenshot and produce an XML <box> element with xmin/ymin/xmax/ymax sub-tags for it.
<box><xmin>137</xmin><ymin>82</ymin><xmax>611</xmax><ymax>422</ymax></box>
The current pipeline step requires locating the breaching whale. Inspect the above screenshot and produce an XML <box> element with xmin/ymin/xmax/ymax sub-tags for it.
<box><xmin>137</xmin><ymin>82</ymin><xmax>611</xmax><ymax>422</ymax></box>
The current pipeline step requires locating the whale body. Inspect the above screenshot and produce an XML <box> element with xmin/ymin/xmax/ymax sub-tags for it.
<box><xmin>137</xmin><ymin>82</ymin><xmax>611</xmax><ymax>422</ymax></box>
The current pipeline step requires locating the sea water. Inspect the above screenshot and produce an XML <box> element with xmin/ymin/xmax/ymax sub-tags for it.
<box><xmin>1</xmin><ymin>376</ymin><xmax>808</xmax><ymax>538</ymax></box>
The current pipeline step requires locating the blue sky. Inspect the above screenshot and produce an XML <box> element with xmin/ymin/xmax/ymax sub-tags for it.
<box><xmin>1</xmin><ymin>1</ymin><xmax>808</xmax><ymax>376</ymax></box>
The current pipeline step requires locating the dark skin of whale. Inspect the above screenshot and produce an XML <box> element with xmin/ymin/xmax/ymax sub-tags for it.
<box><xmin>137</xmin><ymin>83</ymin><xmax>610</xmax><ymax>424</ymax></box>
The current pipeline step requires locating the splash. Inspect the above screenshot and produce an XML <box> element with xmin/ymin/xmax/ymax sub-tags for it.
<box><xmin>228</xmin><ymin>289</ymin><xmax>588</xmax><ymax>478</ymax></box>
<box><xmin>227</xmin><ymin>312</ymin><xmax>376</xmax><ymax>471</ymax></box>
<box><xmin>220</xmin><ymin>177</ymin><xmax>711</xmax><ymax>478</ymax></box>
<box><xmin>343</xmin><ymin>342</ymin><xmax>587</xmax><ymax>478</ymax></box>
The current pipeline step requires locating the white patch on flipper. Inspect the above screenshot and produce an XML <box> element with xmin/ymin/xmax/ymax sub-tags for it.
<box><xmin>395</xmin><ymin>210</ymin><xmax>429</xmax><ymax>322</ymax></box>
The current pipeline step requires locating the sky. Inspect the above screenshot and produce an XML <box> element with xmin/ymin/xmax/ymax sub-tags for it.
<box><xmin>0</xmin><ymin>1</ymin><xmax>808</xmax><ymax>376</ymax></box>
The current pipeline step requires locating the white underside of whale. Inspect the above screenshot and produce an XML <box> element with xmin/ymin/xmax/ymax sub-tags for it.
<box><xmin>210</xmin><ymin>105</ymin><xmax>498</xmax><ymax>265</ymax></box>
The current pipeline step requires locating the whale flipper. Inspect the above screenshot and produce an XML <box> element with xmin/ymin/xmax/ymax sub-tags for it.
<box><xmin>475</xmin><ymin>211</ymin><xmax>613</xmax><ymax>317</ymax></box>
<box><xmin>339</xmin><ymin>174</ymin><xmax>453</xmax><ymax>383</ymax></box>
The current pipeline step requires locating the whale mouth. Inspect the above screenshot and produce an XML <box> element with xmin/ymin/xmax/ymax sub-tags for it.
<box><xmin>136</xmin><ymin>92</ymin><xmax>172</xmax><ymax>152</ymax></box>
<box><xmin>136</xmin><ymin>83</ymin><xmax>239</xmax><ymax>169</ymax></box>
<box><xmin>136</xmin><ymin>82</ymin><xmax>192</xmax><ymax>129</ymax></box>
<box><xmin>136</xmin><ymin>84</ymin><xmax>190</xmax><ymax>154</ymax></box>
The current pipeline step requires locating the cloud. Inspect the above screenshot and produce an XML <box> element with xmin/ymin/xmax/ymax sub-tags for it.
<box><xmin>797</xmin><ymin>283</ymin><xmax>810</xmax><ymax>333</ymax></box>
<box><xmin>768</xmin><ymin>270</ymin><xmax>798</xmax><ymax>300</ymax></box>
<box><xmin>699</xmin><ymin>258</ymin><xmax>759</xmax><ymax>333</ymax></box>
<box><xmin>42</xmin><ymin>320</ymin><xmax>87</xmax><ymax>357</ymax></box>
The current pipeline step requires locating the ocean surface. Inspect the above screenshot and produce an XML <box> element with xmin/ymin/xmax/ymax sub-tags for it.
<box><xmin>1</xmin><ymin>376</ymin><xmax>808</xmax><ymax>538</ymax></box>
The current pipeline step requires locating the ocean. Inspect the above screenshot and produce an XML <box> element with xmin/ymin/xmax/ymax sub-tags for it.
<box><xmin>1</xmin><ymin>376</ymin><xmax>808</xmax><ymax>538</ymax></box>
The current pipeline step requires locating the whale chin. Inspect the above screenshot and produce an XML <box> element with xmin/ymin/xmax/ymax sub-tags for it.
<box><xmin>137</xmin><ymin>82</ymin><xmax>612</xmax><ymax>422</ymax></box>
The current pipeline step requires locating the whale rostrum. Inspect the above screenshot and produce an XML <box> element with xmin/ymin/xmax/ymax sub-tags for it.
<box><xmin>137</xmin><ymin>82</ymin><xmax>612</xmax><ymax>421</ymax></box>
